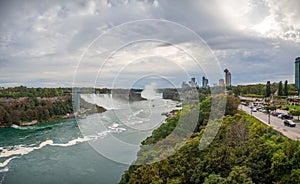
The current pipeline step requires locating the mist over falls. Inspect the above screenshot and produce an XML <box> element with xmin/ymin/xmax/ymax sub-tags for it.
<box><xmin>141</xmin><ymin>83</ymin><xmax>163</xmax><ymax>100</ymax></box>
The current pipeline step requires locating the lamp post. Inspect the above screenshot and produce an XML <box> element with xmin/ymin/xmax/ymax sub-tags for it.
<box><xmin>268</xmin><ymin>110</ymin><xmax>271</xmax><ymax>124</ymax></box>
<box><xmin>266</xmin><ymin>104</ymin><xmax>276</xmax><ymax>125</ymax></box>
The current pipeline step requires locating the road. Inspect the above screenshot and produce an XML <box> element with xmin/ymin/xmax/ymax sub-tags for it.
<box><xmin>240</xmin><ymin>105</ymin><xmax>300</xmax><ymax>141</ymax></box>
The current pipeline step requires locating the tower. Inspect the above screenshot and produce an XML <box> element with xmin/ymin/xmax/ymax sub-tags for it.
<box><xmin>202</xmin><ymin>76</ymin><xmax>208</xmax><ymax>88</ymax></box>
<box><xmin>295</xmin><ymin>57</ymin><xmax>300</xmax><ymax>90</ymax></box>
<box><xmin>224</xmin><ymin>69</ymin><xmax>231</xmax><ymax>87</ymax></box>
<box><xmin>219</xmin><ymin>79</ymin><xmax>225</xmax><ymax>86</ymax></box>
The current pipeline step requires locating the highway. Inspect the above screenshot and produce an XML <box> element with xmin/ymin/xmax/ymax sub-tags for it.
<box><xmin>240</xmin><ymin>105</ymin><xmax>300</xmax><ymax>141</ymax></box>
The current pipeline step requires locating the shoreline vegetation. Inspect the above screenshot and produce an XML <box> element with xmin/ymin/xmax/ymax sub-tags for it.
<box><xmin>120</xmin><ymin>95</ymin><xmax>300</xmax><ymax>184</ymax></box>
<box><xmin>0</xmin><ymin>85</ymin><xmax>184</xmax><ymax>128</ymax></box>
<box><xmin>0</xmin><ymin>86</ymin><xmax>107</xmax><ymax>128</ymax></box>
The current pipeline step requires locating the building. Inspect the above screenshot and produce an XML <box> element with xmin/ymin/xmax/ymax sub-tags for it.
<box><xmin>219</xmin><ymin>79</ymin><xmax>225</xmax><ymax>86</ymax></box>
<box><xmin>224</xmin><ymin>69</ymin><xmax>231</xmax><ymax>87</ymax></box>
<box><xmin>202</xmin><ymin>76</ymin><xmax>209</xmax><ymax>88</ymax></box>
<box><xmin>189</xmin><ymin>77</ymin><xmax>198</xmax><ymax>87</ymax></box>
<box><xmin>181</xmin><ymin>82</ymin><xmax>190</xmax><ymax>88</ymax></box>
<box><xmin>295</xmin><ymin>57</ymin><xmax>300</xmax><ymax>90</ymax></box>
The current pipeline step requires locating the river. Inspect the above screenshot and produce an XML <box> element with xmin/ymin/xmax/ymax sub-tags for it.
<box><xmin>0</xmin><ymin>93</ymin><xmax>178</xmax><ymax>184</ymax></box>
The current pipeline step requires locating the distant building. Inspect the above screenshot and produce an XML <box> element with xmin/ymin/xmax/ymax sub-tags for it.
<box><xmin>295</xmin><ymin>57</ymin><xmax>300</xmax><ymax>90</ymax></box>
<box><xmin>189</xmin><ymin>77</ymin><xmax>198</xmax><ymax>87</ymax></box>
<box><xmin>202</xmin><ymin>76</ymin><xmax>209</xmax><ymax>88</ymax></box>
<box><xmin>224</xmin><ymin>69</ymin><xmax>231</xmax><ymax>87</ymax></box>
<box><xmin>181</xmin><ymin>82</ymin><xmax>189</xmax><ymax>88</ymax></box>
<box><xmin>219</xmin><ymin>79</ymin><xmax>225</xmax><ymax>86</ymax></box>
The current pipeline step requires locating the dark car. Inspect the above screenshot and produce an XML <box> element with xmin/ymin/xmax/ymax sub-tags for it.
<box><xmin>281</xmin><ymin>114</ymin><xmax>293</xmax><ymax>120</ymax></box>
<box><xmin>284</xmin><ymin>120</ymin><xmax>296</xmax><ymax>127</ymax></box>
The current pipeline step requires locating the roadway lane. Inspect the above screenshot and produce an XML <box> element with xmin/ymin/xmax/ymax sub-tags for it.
<box><xmin>240</xmin><ymin>105</ymin><xmax>300</xmax><ymax>141</ymax></box>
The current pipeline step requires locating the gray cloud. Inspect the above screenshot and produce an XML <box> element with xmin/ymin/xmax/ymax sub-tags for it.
<box><xmin>0</xmin><ymin>0</ymin><xmax>299</xmax><ymax>87</ymax></box>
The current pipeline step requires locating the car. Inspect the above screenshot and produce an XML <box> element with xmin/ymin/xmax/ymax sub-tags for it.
<box><xmin>259</xmin><ymin>109</ymin><xmax>267</xmax><ymax>113</ymax></box>
<box><xmin>280</xmin><ymin>114</ymin><xmax>293</xmax><ymax>120</ymax></box>
<box><xmin>251</xmin><ymin>108</ymin><xmax>257</xmax><ymax>112</ymax></box>
<box><xmin>241</xmin><ymin>102</ymin><xmax>247</xmax><ymax>106</ymax></box>
<box><xmin>284</xmin><ymin>120</ymin><xmax>296</xmax><ymax>127</ymax></box>
<box><xmin>271</xmin><ymin>111</ymin><xmax>281</xmax><ymax>116</ymax></box>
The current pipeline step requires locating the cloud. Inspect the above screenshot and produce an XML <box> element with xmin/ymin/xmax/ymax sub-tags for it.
<box><xmin>0</xmin><ymin>0</ymin><xmax>299</xmax><ymax>87</ymax></box>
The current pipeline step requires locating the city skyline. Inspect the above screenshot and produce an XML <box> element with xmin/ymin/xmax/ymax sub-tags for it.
<box><xmin>0</xmin><ymin>1</ymin><xmax>300</xmax><ymax>88</ymax></box>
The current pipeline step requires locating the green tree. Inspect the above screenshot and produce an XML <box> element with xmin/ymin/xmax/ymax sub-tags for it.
<box><xmin>225</xmin><ymin>95</ymin><xmax>241</xmax><ymax>116</ymax></box>
<box><xmin>226</xmin><ymin>166</ymin><xmax>254</xmax><ymax>184</ymax></box>
<box><xmin>288</xmin><ymin>169</ymin><xmax>300</xmax><ymax>183</ymax></box>
<box><xmin>284</xmin><ymin>80</ymin><xmax>288</xmax><ymax>96</ymax></box>
<box><xmin>290</xmin><ymin>109</ymin><xmax>300</xmax><ymax>120</ymax></box>
<box><xmin>204</xmin><ymin>174</ymin><xmax>226</xmax><ymax>184</ymax></box>
<box><xmin>266</xmin><ymin>81</ymin><xmax>271</xmax><ymax>97</ymax></box>
<box><xmin>278</xmin><ymin>81</ymin><xmax>283</xmax><ymax>96</ymax></box>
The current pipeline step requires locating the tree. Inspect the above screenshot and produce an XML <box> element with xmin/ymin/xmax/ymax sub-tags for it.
<box><xmin>225</xmin><ymin>95</ymin><xmax>241</xmax><ymax>116</ymax></box>
<box><xmin>284</xmin><ymin>80</ymin><xmax>288</xmax><ymax>96</ymax></box>
<box><xmin>290</xmin><ymin>110</ymin><xmax>300</xmax><ymax>120</ymax></box>
<box><xmin>266</xmin><ymin>81</ymin><xmax>271</xmax><ymax>97</ymax></box>
<box><xmin>204</xmin><ymin>174</ymin><xmax>226</xmax><ymax>184</ymax></box>
<box><xmin>288</xmin><ymin>169</ymin><xmax>300</xmax><ymax>183</ymax></box>
<box><xmin>226</xmin><ymin>166</ymin><xmax>254</xmax><ymax>184</ymax></box>
<box><xmin>278</xmin><ymin>81</ymin><xmax>283</xmax><ymax>96</ymax></box>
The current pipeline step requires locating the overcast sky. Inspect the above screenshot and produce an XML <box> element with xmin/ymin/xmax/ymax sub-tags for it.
<box><xmin>0</xmin><ymin>0</ymin><xmax>299</xmax><ymax>88</ymax></box>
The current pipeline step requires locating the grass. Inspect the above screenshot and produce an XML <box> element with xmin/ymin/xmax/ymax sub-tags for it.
<box><xmin>283</xmin><ymin>105</ymin><xmax>300</xmax><ymax>110</ymax></box>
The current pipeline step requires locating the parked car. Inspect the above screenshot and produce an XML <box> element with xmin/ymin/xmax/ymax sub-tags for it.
<box><xmin>284</xmin><ymin>120</ymin><xmax>296</xmax><ymax>127</ymax></box>
<box><xmin>241</xmin><ymin>102</ymin><xmax>247</xmax><ymax>106</ymax></box>
<box><xmin>259</xmin><ymin>109</ymin><xmax>267</xmax><ymax>113</ymax></box>
<box><xmin>252</xmin><ymin>108</ymin><xmax>257</xmax><ymax>112</ymax></box>
<box><xmin>256</xmin><ymin>106</ymin><xmax>262</xmax><ymax>110</ymax></box>
<box><xmin>271</xmin><ymin>111</ymin><xmax>281</xmax><ymax>116</ymax></box>
<box><xmin>281</xmin><ymin>114</ymin><xmax>293</xmax><ymax>120</ymax></box>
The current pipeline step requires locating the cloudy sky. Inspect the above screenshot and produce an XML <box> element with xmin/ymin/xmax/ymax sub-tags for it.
<box><xmin>0</xmin><ymin>0</ymin><xmax>299</xmax><ymax>88</ymax></box>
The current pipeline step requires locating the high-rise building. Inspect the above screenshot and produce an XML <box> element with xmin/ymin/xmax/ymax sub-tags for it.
<box><xmin>202</xmin><ymin>76</ymin><xmax>209</xmax><ymax>88</ymax></box>
<box><xmin>219</xmin><ymin>79</ymin><xmax>225</xmax><ymax>86</ymax></box>
<box><xmin>189</xmin><ymin>77</ymin><xmax>197</xmax><ymax>87</ymax></box>
<box><xmin>224</xmin><ymin>69</ymin><xmax>231</xmax><ymax>87</ymax></box>
<box><xmin>295</xmin><ymin>57</ymin><xmax>300</xmax><ymax>90</ymax></box>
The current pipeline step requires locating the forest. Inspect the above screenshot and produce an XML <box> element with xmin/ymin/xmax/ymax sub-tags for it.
<box><xmin>0</xmin><ymin>95</ymin><xmax>73</xmax><ymax>127</ymax></box>
<box><xmin>0</xmin><ymin>86</ymin><xmax>112</xmax><ymax>127</ymax></box>
<box><xmin>232</xmin><ymin>81</ymin><xmax>297</xmax><ymax>97</ymax></box>
<box><xmin>120</xmin><ymin>95</ymin><xmax>300</xmax><ymax>184</ymax></box>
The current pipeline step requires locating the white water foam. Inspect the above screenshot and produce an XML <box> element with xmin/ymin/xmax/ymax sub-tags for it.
<box><xmin>0</xmin><ymin>166</ymin><xmax>8</xmax><ymax>173</ymax></box>
<box><xmin>107</xmin><ymin>123</ymin><xmax>127</xmax><ymax>133</ymax></box>
<box><xmin>0</xmin><ymin>122</ymin><xmax>127</xmax><ymax>173</ymax></box>
<box><xmin>128</xmin><ymin>109</ymin><xmax>145</xmax><ymax>119</ymax></box>
<box><xmin>0</xmin><ymin>140</ymin><xmax>53</xmax><ymax>158</ymax></box>
<box><xmin>0</xmin><ymin>156</ymin><xmax>19</xmax><ymax>168</ymax></box>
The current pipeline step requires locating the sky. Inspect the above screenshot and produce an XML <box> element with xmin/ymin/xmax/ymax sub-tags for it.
<box><xmin>0</xmin><ymin>0</ymin><xmax>299</xmax><ymax>88</ymax></box>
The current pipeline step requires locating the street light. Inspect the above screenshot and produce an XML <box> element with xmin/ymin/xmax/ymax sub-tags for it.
<box><xmin>265</xmin><ymin>104</ymin><xmax>276</xmax><ymax>125</ymax></box>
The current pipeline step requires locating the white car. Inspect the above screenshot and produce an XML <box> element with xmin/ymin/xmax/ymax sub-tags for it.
<box><xmin>252</xmin><ymin>108</ymin><xmax>257</xmax><ymax>112</ymax></box>
<box><xmin>284</xmin><ymin>120</ymin><xmax>296</xmax><ymax>127</ymax></box>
